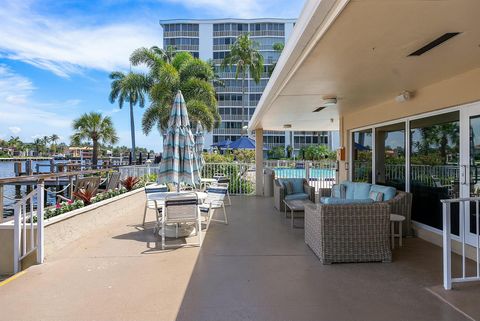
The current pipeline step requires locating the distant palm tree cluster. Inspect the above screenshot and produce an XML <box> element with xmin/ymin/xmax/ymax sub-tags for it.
<box><xmin>0</xmin><ymin>134</ymin><xmax>64</xmax><ymax>157</ymax></box>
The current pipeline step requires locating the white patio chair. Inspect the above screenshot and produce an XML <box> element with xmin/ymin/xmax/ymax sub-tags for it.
<box><xmin>159</xmin><ymin>193</ymin><xmax>202</xmax><ymax>250</ymax></box>
<box><xmin>142</xmin><ymin>184</ymin><xmax>168</xmax><ymax>227</ymax></box>
<box><xmin>214</xmin><ymin>177</ymin><xmax>231</xmax><ymax>206</ymax></box>
<box><xmin>199</xmin><ymin>185</ymin><xmax>228</xmax><ymax>228</ymax></box>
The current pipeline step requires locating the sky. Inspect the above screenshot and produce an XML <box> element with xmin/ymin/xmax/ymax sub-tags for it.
<box><xmin>0</xmin><ymin>0</ymin><xmax>304</xmax><ymax>152</ymax></box>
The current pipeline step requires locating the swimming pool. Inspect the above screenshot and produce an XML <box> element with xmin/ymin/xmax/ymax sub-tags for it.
<box><xmin>273</xmin><ymin>167</ymin><xmax>335</xmax><ymax>180</ymax></box>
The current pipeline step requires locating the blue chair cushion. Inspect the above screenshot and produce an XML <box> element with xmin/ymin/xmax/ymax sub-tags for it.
<box><xmin>285</xmin><ymin>178</ymin><xmax>305</xmax><ymax>194</ymax></box>
<box><xmin>320</xmin><ymin>197</ymin><xmax>374</xmax><ymax>205</ymax></box>
<box><xmin>285</xmin><ymin>181</ymin><xmax>294</xmax><ymax>195</ymax></box>
<box><xmin>370</xmin><ymin>184</ymin><xmax>397</xmax><ymax>201</ymax></box>
<box><xmin>341</xmin><ymin>180</ymin><xmax>356</xmax><ymax>199</ymax></box>
<box><xmin>285</xmin><ymin>193</ymin><xmax>309</xmax><ymax>201</ymax></box>
<box><xmin>353</xmin><ymin>182</ymin><xmax>372</xmax><ymax>199</ymax></box>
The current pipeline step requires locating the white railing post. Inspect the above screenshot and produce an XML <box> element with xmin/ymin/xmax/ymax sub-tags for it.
<box><xmin>443</xmin><ymin>201</ymin><xmax>452</xmax><ymax>290</ymax></box>
<box><xmin>36</xmin><ymin>180</ymin><xmax>45</xmax><ymax>264</ymax></box>
<box><xmin>13</xmin><ymin>203</ymin><xmax>21</xmax><ymax>273</ymax></box>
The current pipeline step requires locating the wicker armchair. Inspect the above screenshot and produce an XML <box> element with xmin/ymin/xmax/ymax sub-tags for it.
<box><xmin>274</xmin><ymin>178</ymin><xmax>315</xmax><ymax>212</ymax></box>
<box><xmin>305</xmin><ymin>202</ymin><xmax>392</xmax><ymax>264</ymax></box>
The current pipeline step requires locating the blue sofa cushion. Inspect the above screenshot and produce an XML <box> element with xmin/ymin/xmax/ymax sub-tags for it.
<box><xmin>341</xmin><ymin>180</ymin><xmax>356</xmax><ymax>199</ymax></box>
<box><xmin>320</xmin><ymin>197</ymin><xmax>374</xmax><ymax>205</ymax></box>
<box><xmin>285</xmin><ymin>193</ymin><xmax>309</xmax><ymax>201</ymax></box>
<box><xmin>353</xmin><ymin>182</ymin><xmax>372</xmax><ymax>199</ymax></box>
<box><xmin>332</xmin><ymin>184</ymin><xmax>346</xmax><ymax>199</ymax></box>
<box><xmin>370</xmin><ymin>184</ymin><xmax>396</xmax><ymax>201</ymax></box>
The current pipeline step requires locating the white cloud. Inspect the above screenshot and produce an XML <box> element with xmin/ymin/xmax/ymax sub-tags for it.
<box><xmin>162</xmin><ymin>0</ymin><xmax>302</xmax><ymax>18</ymax></box>
<box><xmin>0</xmin><ymin>1</ymin><xmax>160</xmax><ymax>77</ymax></box>
<box><xmin>8</xmin><ymin>126</ymin><xmax>21</xmax><ymax>134</ymax></box>
<box><xmin>163</xmin><ymin>0</ymin><xmax>261</xmax><ymax>18</ymax></box>
<box><xmin>0</xmin><ymin>64</ymin><xmax>74</xmax><ymax>142</ymax></box>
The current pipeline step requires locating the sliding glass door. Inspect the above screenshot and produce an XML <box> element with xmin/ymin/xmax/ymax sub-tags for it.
<box><xmin>460</xmin><ymin>103</ymin><xmax>480</xmax><ymax>244</ymax></box>
<box><xmin>410</xmin><ymin>112</ymin><xmax>460</xmax><ymax>233</ymax></box>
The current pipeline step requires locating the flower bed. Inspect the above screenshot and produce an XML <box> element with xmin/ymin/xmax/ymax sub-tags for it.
<box><xmin>38</xmin><ymin>187</ymin><xmax>130</xmax><ymax>222</ymax></box>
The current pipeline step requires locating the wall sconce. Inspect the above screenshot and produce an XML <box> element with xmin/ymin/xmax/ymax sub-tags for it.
<box><xmin>345</xmin><ymin>162</ymin><xmax>349</xmax><ymax>171</ymax></box>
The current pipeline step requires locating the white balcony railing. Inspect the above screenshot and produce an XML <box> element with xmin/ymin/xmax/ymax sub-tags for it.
<box><xmin>442</xmin><ymin>197</ymin><xmax>480</xmax><ymax>290</ymax></box>
<box><xmin>216</xmin><ymin>86</ymin><xmax>243</xmax><ymax>93</ymax></box>
<box><xmin>218</xmin><ymin>100</ymin><xmax>243</xmax><ymax>107</ymax></box>
<box><xmin>250</xmin><ymin>30</ymin><xmax>285</xmax><ymax>37</ymax></box>
<box><xmin>13</xmin><ymin>181</ymin><xmax>45</xmax><ymax>273</ymax></box>
<box><xmin>172</xmin><ymin>45</ymin><xmax>199</xmax><ymax>51</ymax></box>
<box><xmin>164</xmin><ymin>31</ymin><xmax>199</xmax><ymax>37</ymax></box>
<box><xmin>213</xmin><ymin>31</ymin><xmax>248</xmax><ymax>37</ymax></box>
<box><xmin>219</xmin><ymin>114</ymin><xmax>249</xmax><ymax>121</ymax></box>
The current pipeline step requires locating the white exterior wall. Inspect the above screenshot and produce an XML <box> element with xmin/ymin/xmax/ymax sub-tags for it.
<box><xmin>198</xmin><ymin>23</ymin><xmax>213</xmax><ymax>61</ymax></box>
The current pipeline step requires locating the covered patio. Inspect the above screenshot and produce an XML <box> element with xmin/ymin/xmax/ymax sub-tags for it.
<box><xmin>0</xmin><ymin>195</ymin><xmax>477</xmax><ymax>320</ymax></box>
<box><xmin>251</xmin><ymin>0</ymin><xmax>480</xmax><ymax>293</ymax></box>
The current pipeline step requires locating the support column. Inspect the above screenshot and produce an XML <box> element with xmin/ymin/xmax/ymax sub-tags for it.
<box><xmin>255</xmin><ymin>129</ymin><xmax>264</xmax><ymax>196</ymax></box>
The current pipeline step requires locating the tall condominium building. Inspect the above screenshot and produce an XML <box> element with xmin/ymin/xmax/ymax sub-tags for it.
<box><xmin>159</xmin><ymin>19</ymin><xmax>338</xmax><ymax>155</ymax></box>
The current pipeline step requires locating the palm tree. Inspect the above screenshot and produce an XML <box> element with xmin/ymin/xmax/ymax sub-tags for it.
<box><xmin>33</xmin><ymin>138</ymin><xmax>43</xmax><ymax>156</ymax></box>
<box><xmin>268</xmin><ymin>42</ymin><xmax>285</xmax><ymax>76</ymax></box>
<box><xmin>8</xmin><ymin>136</ymin><xmax>23</xmax><ymax>151</ymax></box>
<box><xmin>50</xmin><ymin>134</ymin><xmax>60</xmax><ymax>155</ymax></box>
<box><xmin>222</xmin><ymin>34</ymin><xmax>264</xmax><ymax>135</ymax></box>
<box><xmin>109</xmin><ymin>71</ymin><xmax>150</xmax><ymax>163</ymax></box>
<box><xmin>130</xmin><ymin>48</ymin><xmax>220</xmax><ymax>135</ymax></box>
<box><xmin>222</xmin><ymin>34</ymin><xmax>263</xmax><ymax>135</ymax></box>
<box><xmin>71</xmin><ymin>112</ymin><xmax>118</xmax><ymax>167</ymax></box>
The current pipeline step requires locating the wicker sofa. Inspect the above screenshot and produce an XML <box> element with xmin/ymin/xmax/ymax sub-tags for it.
<box><xmin>305</xmin><ymin>182</ymin><xmax>412</xmax><ymax>264</ymax></box>
<box><xmin>274</xmin><ymin>178</ymin><xmax>315</xmax><ymax>212</ymax></box>
<box><xmin>305</xmin><ymin>202</ymin><xmax>392</xmax><ymax>264</ymax></box>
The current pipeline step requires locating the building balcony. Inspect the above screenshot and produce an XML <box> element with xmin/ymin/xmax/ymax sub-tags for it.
<box><xmin>171</xmin><ymin>44</ymin><xmax>199</xmax><ymax>51</ymax></box>
<box><xmin>213</xmin><ymin>30</ymin><xmax>248</xmax><ymax>37</ymax></box>
<box><xmin>213</xmin><ymin>44</ymin><xmax>232</xmax><ymax>51</ymax></box>
<box><xmin>219</xmin><ymin>114</ymin><xmax>249</xmax><ymax>121</ymax></box>
<box><xmin>215</xmin><ymin>86</ymin><xmax>243</xmax><ymax>93</ymax></box>
<box><xmin>250</xmin><ymin>30</ymin><xmax>285</xmax><ymax>37</ymax></box>
<box><xmin>218</xmin><ymin>100</ymin><xmax>243</xmax><ymax>107</ymax></box>
<box><xmin>213</xmin><ymin>128</ymin><xmax>243</xmax><ymax>135</ymax></box>
<box><xmin>163</xmin><ymin>31</ymin><xmax>199</xmax><ymax>37</ymax></box>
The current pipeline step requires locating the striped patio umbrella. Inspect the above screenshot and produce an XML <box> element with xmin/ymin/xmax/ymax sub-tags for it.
<box><xmin>194</xmin><ymin>123</ymin><xmax>205</xmax><ymax>171</ymax></box>
<box><xmin>158</xmin><ymin>91</ymin><xmax>201</xmax><ymax>190</ymax></box>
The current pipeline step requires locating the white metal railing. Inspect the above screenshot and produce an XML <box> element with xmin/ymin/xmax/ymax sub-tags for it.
<box><xmin>218</xmin><ymin>100</ymin><xmax>243</xmax><ymax>107</ymax></box>
<box><xmin>250</xmin><ymin>30</ymin><xmax>285</xmax><ymax>37</ymax></box>
<box><xmin>202</xmin><ymin>163</ymin><xmax>255</xmax><ymax>195</ymax></box>
<box><xmin>213</xmin><ymin>30</ymin><xmax>248</xmax><ymax>37</ymax></box>
<box><xmin>219</xmin><ymin>114</ymin><xmax>250</xmax><ymax>121</ymax></box>
<box><xmin>13</xmin><ymin>181</ymin><xmax>44</xmax><ymax>273</ymax></box>
<box><xmin>119</xmin><ymin>165</ymin><xmax>160</xmax><ymax>179</ymax></box>
<box><xmin>265</xmin><ymin>161</ymin><xmax>337</xmax><ymax>192</ymax></box>
<box><xmin>441</xmin><ymin>197</ymin><xmax>480</xmax><ymax>290</ymax></box>
<box><xmin>164</xmin><ymin>31</ymin><xmax>199</xmax><ymax>37</ymax></box>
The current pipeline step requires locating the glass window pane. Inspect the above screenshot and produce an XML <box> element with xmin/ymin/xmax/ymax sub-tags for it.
<box><xmin>410</xmin><ymin>111</ymin><xmax>459</xmax><ymax>233</ymax></box>
<box><xmin>375</xmin><ymin>123</ymin><xmax>405</xmax><ymax>190</ymax></box>
<box><xmin>352</xmin><ymin>129</ymin><xmax>372</xmax><ymax>183</ymax></box>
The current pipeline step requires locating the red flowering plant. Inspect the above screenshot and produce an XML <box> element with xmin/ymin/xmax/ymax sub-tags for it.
<box><xmin>121</xmin><ymin>176</ymin><xmax>140</xmax><ymax>191</ymax></box>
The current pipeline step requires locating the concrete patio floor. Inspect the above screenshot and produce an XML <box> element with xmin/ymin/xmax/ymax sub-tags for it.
<box><xmin>0</xmin><ymin>195</ymin><xmax>479</xmax><ymax>321</ymax></box>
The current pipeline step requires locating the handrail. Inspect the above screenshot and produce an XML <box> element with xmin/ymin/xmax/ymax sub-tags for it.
<box><xmin>0</xmin><ymin>168</ymin><xmax>113</xmax><ymax>184</ymax></box>
<box><xmin>442</xmin><ymin>198</ymin><xmax>480</xmax><ymax>290</ymax></box>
